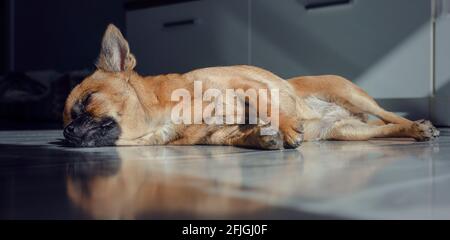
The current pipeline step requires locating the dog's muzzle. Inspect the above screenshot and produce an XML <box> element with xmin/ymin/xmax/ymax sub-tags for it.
<box><xmin>63</xmin><ymin>114</ymin><xmax>120</xmax><ymax>147</ymax></box>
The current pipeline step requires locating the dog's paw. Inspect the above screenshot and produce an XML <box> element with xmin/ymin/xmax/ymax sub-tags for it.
<box><xmin>411</xmin><ymin>120</ymin><xmax>440</xmax><ymax>141</ymax></box>
<box><xmin>254</xmin><ymin>126</ymin><xmax>284</xmax><ymax>150</ymax></box>
<box><xmin>282</xmin><ymin>123</ymin><xmax>304</xmax><ymax>149</ymax></box>
<box><xmin>259</xmin><ymin>132</ymin><xmax>284</xmax><ymax>150</ymax></box>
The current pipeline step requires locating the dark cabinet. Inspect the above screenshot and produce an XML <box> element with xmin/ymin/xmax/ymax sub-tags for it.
<box><xmin>127</xmin><ymin>0</ymin><xmax>249</xmax><ymax>75</ymax></box>
<box><xmin>251</xmin><ymin>0</ymin><xmax>432</xmax><ymax>99</ymax></box>
<box><xmin>5</xmin><ymin>0</ymin><xmax>125</xmax><ymax>72</ymax></box>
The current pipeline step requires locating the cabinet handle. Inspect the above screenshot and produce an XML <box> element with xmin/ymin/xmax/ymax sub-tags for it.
<box><xmin>162</xmin><ymin>18</ymin><xmax>199</xmax><ymax>29</ymax></box>
<box><xmin>303</xmin><ymin>0</ymin><xmax>352</xmax><ymax>10</ymax></box>
<box><xmin>434</xmin><ymin>0</ymin><xmax>450</xmax><ymax>19</ymax></box>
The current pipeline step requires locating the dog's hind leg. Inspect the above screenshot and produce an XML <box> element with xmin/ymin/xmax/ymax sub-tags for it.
<box><xmin>367</xmin><ymin>119</ymin><xmax>386</xmax><ymax>126</ymax></box>
<box><xmin>289</xmin><ymin>75</ymin><xmax>413</xmax><ymax>125</ymax></box>
<box><xmin>343</xmin><ymin>92</ymin><xmax>414</xmax><ymax>125</ymax></box>
<box><xmin>320</xmin><ymin>118</ymin><xmax>439</xmax><ymax>141</ymax></box>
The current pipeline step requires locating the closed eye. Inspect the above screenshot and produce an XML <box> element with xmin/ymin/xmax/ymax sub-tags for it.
<box><xmin>82</xmin><ymin>93</ymin><xmax>93</xmax><ymax>106</ymax></box>
<box><xmin>71</xmin><ymin>93</ymin><xmax>94</xmax><ymax>119</ymax></box>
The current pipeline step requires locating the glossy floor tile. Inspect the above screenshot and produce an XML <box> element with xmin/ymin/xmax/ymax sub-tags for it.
<box><xmin>1</xmin><ymin>129</ymin><xmax>450</xmax><ymax>219</ymax></box>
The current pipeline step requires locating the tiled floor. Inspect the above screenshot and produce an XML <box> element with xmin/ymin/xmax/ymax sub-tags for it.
<box><xmin>1</xmin><ymin>129</ymin><xmax>450</xmax><ymax>219</ymax></box>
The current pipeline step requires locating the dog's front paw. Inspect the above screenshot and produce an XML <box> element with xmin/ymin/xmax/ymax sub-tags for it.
<box><xmin>282</xmin><ymin>123</ymin><xmax>304</xmax><ymax>149</ymax></box>
<box><xmin>411</xmin><ymin>120</ymin><xmax>440</xmax><ymax>141</ymax></box>
<box><xmin>255</xmin><ymin>126</ymin><xmax>284</xmax><ymax>150</ymax></box>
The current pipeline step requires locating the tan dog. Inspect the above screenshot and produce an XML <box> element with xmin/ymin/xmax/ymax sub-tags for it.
<box><xmin>63</xmin><ymin>24</ymin><xmax>439</xmax><ymax>149</ymax></box>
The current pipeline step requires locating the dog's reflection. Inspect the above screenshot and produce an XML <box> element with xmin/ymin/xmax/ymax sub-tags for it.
<box><xmin>66</xmin><ymin>141</ymin><xmax>437</xmax><ymax>219</ymax></box>
<box><xmin>66</xmin><ymin>146</ymin><xmax>277</xmax><ymax>219</ymax></box>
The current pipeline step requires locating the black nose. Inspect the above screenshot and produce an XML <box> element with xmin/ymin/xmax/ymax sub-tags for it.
<box><xmin>64</xmin><ymin>123</ymin><xmax>81</xmax><ymax>142</ymax></box>
<box><xmin>63</xmin><ymin>115</ymin><xmax>120</xmax><ymax>147</ymax></box>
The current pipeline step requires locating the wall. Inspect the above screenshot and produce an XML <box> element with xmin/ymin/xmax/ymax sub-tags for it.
<box><xmin>0</xmin><ymin>0</ymin><xmax>7</xmax><ymax>73</ymax></box>
<box><xmin>10</xmin><ymin>0</ymin><xmax>125</xmax><ymax>72</ymax></box>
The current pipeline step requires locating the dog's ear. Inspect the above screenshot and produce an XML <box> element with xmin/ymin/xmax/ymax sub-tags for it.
<box><xmin>96</xmin><ymin>24</ymin><xmax>136</xmax><ymax>72</ymax></box>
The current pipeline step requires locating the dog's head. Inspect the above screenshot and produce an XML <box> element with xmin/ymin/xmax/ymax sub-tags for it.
<box><xmin>63</xmin><ymin>24</ymin><xmax>148</xmax><ymax>147</ymax></box>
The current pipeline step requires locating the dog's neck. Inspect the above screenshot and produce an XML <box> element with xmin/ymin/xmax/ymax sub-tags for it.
<box><xmin>127</xmin><ymin>72</ymin><xmax>159</xmax><ymax>110</ymax></box>
<box><xmin>126</xmin><ymin>72</ymin><xmax>186</xmax><ymax>143</ymax></box>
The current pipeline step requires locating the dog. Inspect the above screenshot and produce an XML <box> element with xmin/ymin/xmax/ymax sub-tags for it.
<box><xmin>63</xmin><ymin>24</ymin><xmax>439</xmax><ymax>149</ymax></box>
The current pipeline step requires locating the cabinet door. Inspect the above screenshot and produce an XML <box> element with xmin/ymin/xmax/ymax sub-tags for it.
<box><xmin>251</xmin><ymin>0</ymin><xmax>432</xmax><ymax>99</ymax></box>
<box><xmin>126</xmin><ymin>0</ymin><xmax>249</xmax><ymax>75</ymax></box>
<box><xmin>432</xmin><ymin>0</ymin><xmax>450</xmax><ymax>126</ymax></box>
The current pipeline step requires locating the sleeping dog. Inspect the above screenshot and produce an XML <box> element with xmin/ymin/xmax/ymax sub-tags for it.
<box><xmin>63</xmin><ymin>24</ymin><xmax>439</xmax><ymax>149</ymax></box>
